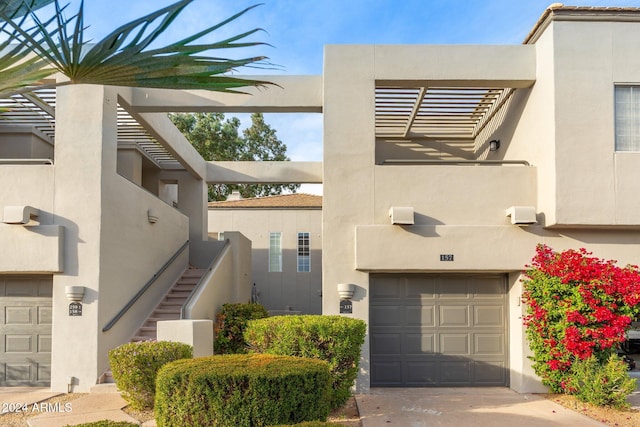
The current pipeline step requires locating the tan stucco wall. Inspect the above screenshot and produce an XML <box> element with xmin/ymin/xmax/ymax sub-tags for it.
<box><xmin>208</xmin><ymin>208</ymin><xmax>322</xmax><ymax>314</ymax></box>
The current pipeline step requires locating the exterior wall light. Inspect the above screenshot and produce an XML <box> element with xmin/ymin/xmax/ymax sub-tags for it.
<box><xmin>389</xmin><ymin>206</ymin><xmax>414</xmax><ymax>225</ymax></box>
<box><xmin>337</xmin><ymin>283</ymin><xmax>355</xmax><ymax>300</ymax></box>
<box><xmin>2</xmin><ymin>205</ymin><xmax>39</xmax><ymax>224</ymax></box>
<box><xmin>489</xmin><ymin>139</ymin><xmax>501</xmax><ymax>151</ymax></box>
<box><xmin>147</xmin><ymin>208</ymin><xmax>159</xmax><ymax>224</ymax></box>
<box><xmin>506</xmin><ymin>206</ymin><xmax>537</xmax><ymax>225</ymax></box>
<box><xmin>65</xmin><ymin>286</ymin><xmax>85</xmax><ymax>302</ymax></box>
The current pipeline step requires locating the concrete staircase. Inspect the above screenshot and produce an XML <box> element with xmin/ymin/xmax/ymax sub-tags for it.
<box><xmin>130</xmin><ymin>267</ymin><xmax>206</xmax><ymax>342</ymax></box>
<box><xmin>99</xmin><ymin>267</ymin><xmax>206</xmax><ymax>384</ymax></box>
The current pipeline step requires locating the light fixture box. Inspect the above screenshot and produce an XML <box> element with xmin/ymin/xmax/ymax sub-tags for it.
<box><xmin>389</xmin><ymin>206</ymin><xmax>414</xmax><ymax>225</ymax></box>
<box><xmin>506</xmin><ymin>206</ymin><xmax>537</xmax><ymax>225</ymax></box>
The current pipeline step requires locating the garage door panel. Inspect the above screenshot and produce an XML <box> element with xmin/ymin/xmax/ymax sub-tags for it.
<box><xmin>6</xmin><ymin>334</ymin><xmax>33</xmax><ymax>352</ymax></box>
<box><xmin>440</xmin><ymin>360</ymin><xmax>471</xmax><ymax>384</ymax></box>
<box><xmin>474</xmin><ymin>334</ymin><xmax>504</xmax><ymax>355</ymax></box>
<box><xmin>440</xmin><ymin>334</ymin><xmax>469</xmax><ymax>355</ymax></box>
<box><xmin>439</xmin><ymin>306</ymin><xmax>469</xmax><ymax>327</ymax></box>
<box><xmin>37</xmin><ymin>363</ymin><xmax>51</xmax><ymax>382</ymax></box>
<box><xmin>38</xmin><ymin>335</ymin><xmax>52</xmax><ymax>353</ymax></box>
<box><xmin>38</xmin><ymin>306</ymin><xmax>52</xmax><ymax>325</ymax></box>
<box><xmin>473</xmin><ymin>278</ymin><xmax>504</xmax><ymax>298</ymax></box>
<box><xmin>371</xmin><ymin>333</ymin><xmax>402</xmax><ymax>355</ymax></box>
<box><xmin>406</xmin><ymin>306</ymin><xmax>435</xmax><ymax>326</ymax></box>
<box><xmin>473</xmin><ymin>361</ymin><xmax>507</xmax><ymax>385</ymax></box>
<box><xmin>474</xmin><ymin>306</ymin><xmax>504</xmax><ymax>327</ymax></box>
<box><xmin>0</xmin><ymin>276</ymin><xmax>52</xmax><ymax>386</ymax></box>
<box><xmin>370</xmin><ymin>278</ymin><xmax>402</xmax><ymax>298</ymax></box>
<box><xmin>371</xmin><ymin>274</ymin><xmax>507</xmax><ymax>387</ymax></box>
<box><xmin>405</xmin><ymin>361</ymin><xmax>438</xmax><ymax>385</ymax></box>
<box><xmin>370</xmin><ymin>306</ymin><xmax>403</xmax><ymax>326</ymax></box>
<box><xmin>406</xmin><ymin>333</ymin><xmax>435</xmax><ymax>354</ymax></box>
<box><xmin>406</xmin><ymin>277</ymin><xmax>436</xmax><ymax>299</ymax></box>
<box><xmin>438</xmin><ymin>277</ymin><xmax>470</xmax><ymax>298</ymax></box>
<box><xmin>5</xmin><ymin>306</ymin><xmax>32</xmax><ymax>325</ymax></box>
<box><xmin>5</xmin><ymin>363</ymin><xmax>31</xmax><ymax>381</ymax></box>
<box><xmin>371</xmin><ymin>361</ymin><xmax>403</xmax><ymax>385</ymax></box>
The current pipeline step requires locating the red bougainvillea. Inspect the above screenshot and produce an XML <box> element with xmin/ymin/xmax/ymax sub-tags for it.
<box><xmin>522</xmin><ymin>244</ymin><xmax>640</xmax><ymax>392</ymax></box>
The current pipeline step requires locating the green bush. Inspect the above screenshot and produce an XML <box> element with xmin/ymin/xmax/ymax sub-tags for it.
<box><xmin>244</xmin><ymin>315</ymin><xmax>366</xmax><ymax>409</ymax></box>
<box><xmin>214</xmin><ymin>303</ymin><xmax>269</xmax><ymax>354</ymax></box>
<box><xmin>155</xmin><ymin>354</ymin><xmax>331</xmax><ymax>427</ymax></box>
<box><xmin>564</xmin><ymin>354</ymin><xmax>637</xmax><ymax>408</ymax></box>
<box><xmin>108</xmin><ymin>341</ymin><xmax>192</xmax><ymax>410</ymax></box>
<box><xmin>65</xmin><ymin>422</ymin><xmax>138</xmax><ymax>427</ymax></box>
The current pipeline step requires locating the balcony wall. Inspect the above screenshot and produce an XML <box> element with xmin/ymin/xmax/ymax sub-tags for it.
<box><xmin>372</xmin><ymin>164</ymin><xmax>537</xmax><ymax>226</ymax></box>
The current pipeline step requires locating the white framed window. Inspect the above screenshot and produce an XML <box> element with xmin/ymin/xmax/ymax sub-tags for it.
<box><xmin>297</xmin><ymin>232</ymin><xmax>310</xmax><ymax>272</ymax></box>
<box><xmin>615</xmin><ymin>85</ymin><xmax>640</xmax><ymax>151</ymax></box>
<box><xmin>269</xmin><ymin>232</ymin><xmax>282</xmax><ymax>272</ymax></box>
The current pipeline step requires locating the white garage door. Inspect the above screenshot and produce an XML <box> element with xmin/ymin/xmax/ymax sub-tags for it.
<box><xmin>370</xmin><ymin>274</ymin><xmax>508</xmax><ymax>387</ymax></box>
<box><xmin>0</xmin><ymin>276</ymin><xmax>52</xmax><ymax>386</ymax></box>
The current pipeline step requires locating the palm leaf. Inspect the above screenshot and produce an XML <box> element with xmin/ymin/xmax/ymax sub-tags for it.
<box><xmin>0</xmin><ymin>2</ymin><xmax>58</xmax><ymax>97</ymax></box>
<box><xmin>5</xmin><ymin>0</ymin><xmax>274</xmax><ymax>93</ymax></box>
<box><xmin>0</xmin><ymin>0</ymin><xmax>54</xmax><ymax>19</ymax></box>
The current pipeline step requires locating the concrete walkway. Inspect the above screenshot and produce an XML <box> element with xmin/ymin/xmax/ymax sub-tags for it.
<box><xmin>3</xmin><ymin>383</ymin><xmax>640</xmax><ymax>426</ymax></box>
<box><xmin>355</xmin><ymin>387</ymin><xmax>608</xmax><ymax>427</ymax></box>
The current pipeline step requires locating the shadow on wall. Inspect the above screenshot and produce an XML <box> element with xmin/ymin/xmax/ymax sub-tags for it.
<box><xmin>251</xmin><ymin>247</ymin><xmax>322</xmax><ymax>315</ymax></box>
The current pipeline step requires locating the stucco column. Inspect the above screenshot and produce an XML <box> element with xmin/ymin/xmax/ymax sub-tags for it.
<box><xmin>51</xmin><ymin>84</ymin><xmax>118</xmax><ymax>392</ymax></box>
<box><xmin>322</xmin><ymin>45</ymin><xmax>376</xmax><ymax>392</ymax></box>
<box><xmin>158</xmin><ymin>170</ymin><xmax>207</xmax><ymax>243</ymax></box>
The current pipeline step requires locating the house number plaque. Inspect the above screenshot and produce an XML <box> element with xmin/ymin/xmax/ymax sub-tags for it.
<box><xmin>340</xmin><ymin>299</ymin><xmax>352</xmax><ymax>314</ymax></box>
<box><xmin>69</xmin><ymin>302</ymin><xmax>83</xmax><ymax>316</ymax></box>
<box><xmin>440</xmin><ymin>254</ymin><xmax>454</xmax><ymax>262</ymax></box>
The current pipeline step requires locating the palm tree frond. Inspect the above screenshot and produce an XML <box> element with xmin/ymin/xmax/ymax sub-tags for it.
<box><xmin>0</xmin><ymin>0</ymin><xmax>54</xmax><ymax>19</ymax></box>
<box><xmin>0</xmin><ymin>0</ymin><xmax>271</xmax><ymax>92</ymax></box>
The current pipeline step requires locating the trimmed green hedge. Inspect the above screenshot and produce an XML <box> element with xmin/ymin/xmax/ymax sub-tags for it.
<box><xmin>244</xmin><ymin>315</ymin><xmax>366</xmax><ymax>409</ymax></box>
<box><xmin>214</xmin><ymin>303</ymin><xmax>269</xmax><ymax>354</ymax></box>
<box><xmin>108</xmin><ymin>341</ymin><xmax>192</xmax><ymax>410</ymax></box>
<box><xmin>155</xmin><ymin>354</ymin><xmax>331</xmax><ymax>427</ymax></box>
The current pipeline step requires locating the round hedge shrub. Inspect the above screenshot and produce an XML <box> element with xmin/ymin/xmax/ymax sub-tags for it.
<box><xmin>244</xmin><ymin>315</ymin><xmax>366</xmax><ymax>409</ymax></box>
<box><xmin>155</xmin><ymin>354</ymin><xmax>331</xmax><ymax>427</ymax></box>
<box><xmin>108</xmin><ymin>341</ymin><xmax>192</xmax><ymax>410</ymax></box>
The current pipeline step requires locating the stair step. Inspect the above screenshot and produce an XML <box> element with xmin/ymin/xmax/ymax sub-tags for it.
<box><xmin>167</xmin><ymin>291</ymin><xmax>192</xmax><ymax>297</ymax></box>
<box><xmin>131</xmin><ymin>336</ymin><xmax>155</xmax><ymax>342</ymax></box>
<box><xmin>140</xmin><ymin>326</ymin><xmax>157</xmax><ymax>332</ymax></box>
<box><xmin>159</xmin><ymin>301</ymin><xmax>184</xmax><ymax>306</ymax></box>
<box><xmin>172</xmin><ymin>284</ymin><xmax>196</xmax><ymax>291</ymax></box>
<box><xmin>183</xmin><ymin>269</ymin><xmax>206</xmax><ymax>277</ymax></box>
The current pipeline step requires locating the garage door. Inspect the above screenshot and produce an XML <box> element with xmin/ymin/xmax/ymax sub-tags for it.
<box><xmin>0</xmin><ymin>276</ymin><xmax>52</xmax><ymax>386</ymax></box>
<box><xmin>370</xmin><ymin>274</ymin><xmax>508</xmax><ymax>387</ymax></box>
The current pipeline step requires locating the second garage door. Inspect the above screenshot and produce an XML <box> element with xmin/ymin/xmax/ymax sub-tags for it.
<box><xmin>0</xmin><ymin>276</ymin><xmax>52</xmax><ymax>387</ymax></box>
<box><xmin>370</xmin><ymin>274</ymin><xmax>508</xmax><ymax>387</ymax></box>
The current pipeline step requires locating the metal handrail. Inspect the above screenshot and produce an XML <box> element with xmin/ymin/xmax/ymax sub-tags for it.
<box><xmin>103</xmin><ymin>240</ymin><xmax>189</xmax><ymax>332</ymax></box>
<box><xmin>181</xmin><ymin>239</ymin><xmax>231</xmax><ymax>319</ymax></box>
<box><xmin>378</xmin><ymin>159</ymin><xmax>531</xmax><ymax>166</ymax></box>
<box><xmin>0</xmin><ymin>158</ymin><xmax>53</xmax><ymax>165</ymax></box>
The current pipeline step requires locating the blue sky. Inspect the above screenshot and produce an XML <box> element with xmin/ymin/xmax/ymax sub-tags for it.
<box><xmin>54</xmin><ymin>0</ymin><xmax>640</xmax><ymax>193</ymax></box>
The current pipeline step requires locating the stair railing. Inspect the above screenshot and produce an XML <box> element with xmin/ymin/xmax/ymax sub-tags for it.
<box><xmin>103</xmin><ymin>240</ymin><xmax>189</xmax><ymax>332</ymax></box>
<box><xmin>181</xmin><ymin>238</ymin><xmax>231</xmax><ymax>319</ymax></box>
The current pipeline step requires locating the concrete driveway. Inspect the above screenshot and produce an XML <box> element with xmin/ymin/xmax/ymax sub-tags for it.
<box><xmin>355</xmin><ymin>388</ymin><xmax>607</xmax><ymax>427</ymax></box>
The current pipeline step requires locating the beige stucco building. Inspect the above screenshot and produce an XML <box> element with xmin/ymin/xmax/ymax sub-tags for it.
<box><xmin>208</xmin><ymin>193</ymin><xmax>322</xmax><ymax>315</ymax></box>
<box><xmin>1</xmin><ymin>5</ymin><xmax>640</xmax><ymax>394</ymax></box>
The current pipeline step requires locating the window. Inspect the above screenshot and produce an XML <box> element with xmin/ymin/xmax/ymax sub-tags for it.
<box><xmin>269</xmin><ymin>232</ymin><xmax>282</xmax><ymax>272</ymax></box>
<box><xmin>615</xmin><ymin>86</ymin><xmax>640</xmax><ymax>151</ymax></box>
<box><xmin>297</xmin><ymin>232</ymin><xmax>310</xmax><ymax>272</ymax></box>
